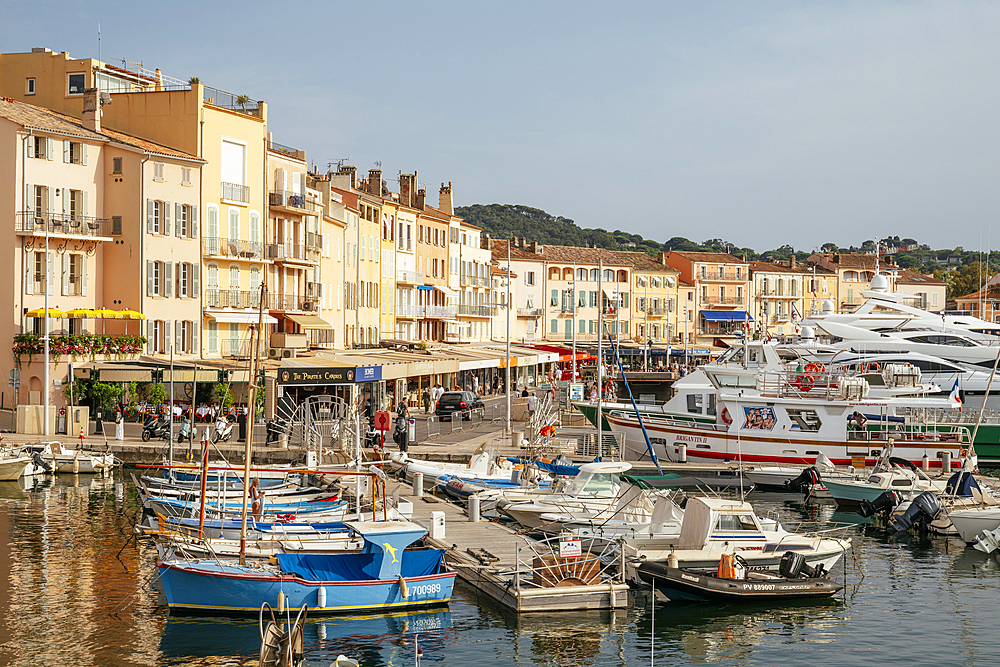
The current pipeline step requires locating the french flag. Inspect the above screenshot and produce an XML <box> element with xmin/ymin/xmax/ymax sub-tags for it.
<box><xmin>949</xmin><ymin>380</ymin><xmax>962</xmax><ymax>412</ymax></box>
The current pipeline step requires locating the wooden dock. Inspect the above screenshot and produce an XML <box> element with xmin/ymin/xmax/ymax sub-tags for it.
<box><xmin>380</xmin><ymin>479</ymin><xmax>629</xmax><ymax>613</ymax></box>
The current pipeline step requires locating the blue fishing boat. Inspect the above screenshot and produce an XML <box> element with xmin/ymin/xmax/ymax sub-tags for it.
<box><xmin>145</xmin><ymin>495</ymin><xmax>350</xmax><ymax>520</ymax></box>
<box><xmin>157</xmin><ymin>521</ymin><xmax>456</xmax><ymax>615</ymax></box>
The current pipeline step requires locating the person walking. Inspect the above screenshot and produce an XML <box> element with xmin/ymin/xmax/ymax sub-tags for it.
<box><xmin>472</xmin><ymin>375</ymin><xmax>480</xmax><ymax>395</ymax></box>
<box><xmin>527</xmin><ymin>392</ymin><xmax>538</xmax><ymax>418</ymax></box>
<box><xmin>422</xmin><ymin>387</ymin><xmax>432</xmax><ymax>414</ymax></box>
<box><xmin>115</xmin><ymin>406</ymin><xmax>124</xmax><ymax>441</ymax></box>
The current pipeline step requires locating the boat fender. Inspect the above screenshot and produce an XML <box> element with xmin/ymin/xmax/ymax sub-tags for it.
<box><xmin>398</xmin><ymin>574</ymin><xmax>408</xmax><ymax>599</ymax></box>
<box><xmin>317</xmin><ymin>586</ymin><xmax>326</xmax><ymax>608</ymax></box>
<box><xmin>72</xmin><ymin>455</ymin><xmax>80</xmax><ymax>474</ymax></box>
<box><xmin>666</xmin><ymin>551</ymin><xmax>678</xmax><ymax>569</ymax></box>
<box><xmin>720</xmin><ymin>408</ymin><xmax>732</xmax><ymax>425</ymax></box>
<box><xmin>277</xmin><ymin>590</ymin><xmax>285</xmax><ymax>614</ymax></box>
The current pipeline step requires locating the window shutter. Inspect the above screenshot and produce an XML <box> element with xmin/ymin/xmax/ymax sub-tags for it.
<box><xmin>146</xmin><ymin>260</ymin><xmax>154</xmax><ymax>296</ymax></box>
<box><xmin>24</xmin><ymin>183</ymin><xmax>33</xmax><ymax>212</ymax></box>
<box><xmin>192</xmin><ymin>264</ymin><xmax>200</xmax><ymax>295</ymax></box>
<box><xmin>62</xmin><ymin>190</ymin><xmax>69</xmax><ymax>218</ymax></box>
<box><xmin>47</xmin><ymin>251</ymin><xmax>54</xmax><ymax>295</ymax></box>
<box><xmin>175</xmin><ymin>203</ymin><xmax>182</xmax><ymax>237</ymax></box>
<box><xmin>192</xmin><ymin>322</ymin><xmax>200</xmax><ymax>355</ymax></box>
<box><xmin>82</xmin><ymin>143</ymin><xmax>88</xmax><ymax>166</ymax></box>
<box><xmin>26</xmin><ymin>140</ymin><xmax>34</xmax><ymax>159</ymax></box>
<box><xmin>147</xmin><ymin>320</ymin><xmax>154</xmax><ymax>353</ymax></box>
<box><xmin>63</xmin><ymin>140</ymin><xmax>70</xmax><ymax>163</ymax></box>
<box><xmin>81</xmin><ymin>255</ymin><xmax>88</xmax><ymax>296</ymax></box>
<box><xmin>163</xmin><ymin>201</ymin><xmax>171</xmax><ymax>235</ymax></box>
<box><xmin>146</xmin><ymin>199</ymin><xmax>154</xmax><ymax>234</ymax></box>
<box><xmin>164</xmin><ymin>321</ymin><xmax>171</xmax><ymax>352</ymax></box>
<box><xmin>190</xmin><ymin>206</ymin><xmax>198</xmax><ymax>238</ymax></box>
<box><xmin>175</xmin><ymin>320</ymin><xmax>182</xmax><ymax>351</ymax></box>
<box><xmin>25</xmin><ymin>253</ymin><xmax>33</xmax><ymax>295</ymax></box>
<box><xmin>82</xmin><ymin>190</ymin><xmax>89</xmax><ymax>217</ymax></box>
<box><xmin>164</xmin><ymin>262</ymin><xmax>173</xmax><ymax>297</ymax></box>
<box><xmin>61</xmin><ymin>253</ymin><xmax>69</xmax><ymax>295</ymax></box>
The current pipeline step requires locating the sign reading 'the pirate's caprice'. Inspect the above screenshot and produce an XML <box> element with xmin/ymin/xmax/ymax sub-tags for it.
<box><xmin>278</xmin><ymin>367</ymin><xmax>355</xmax><ymax>385</ymax></box>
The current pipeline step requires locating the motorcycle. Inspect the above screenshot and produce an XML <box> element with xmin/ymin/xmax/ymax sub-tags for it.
<box><xmin>212</xmin><ymin>414</ymin><xmax>235</xmax><ymax>443</ymax></box>
<box><xmin>141</xmin><ymin>415</ymin><xmax>171</xmax><ymax>442</ymax></box>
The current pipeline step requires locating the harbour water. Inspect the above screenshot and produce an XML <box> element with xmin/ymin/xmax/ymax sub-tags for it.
<box><xmin>1</xmin><ymin>473</ymin><xmax>999</xmax><ymax>665</ymax></box>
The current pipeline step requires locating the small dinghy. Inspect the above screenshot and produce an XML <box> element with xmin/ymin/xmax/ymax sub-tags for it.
<box><xmin>637</xmin><ymin>551</ymin><xmax>843</xmax><ymax>602</ymax></box>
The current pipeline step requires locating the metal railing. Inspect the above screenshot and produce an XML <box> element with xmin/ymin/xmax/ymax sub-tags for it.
<box><xmin>396</xmin><ymin>269</ymin><xmax>424</xmax><ymax>284</ymax></box>
<box><xmin>221</xmin><ymin>182</ymin><xmax>250</xmax><ymax>203</ymax></box>
<box><xmin>16</xmin><ymin>211</ymin><xmax>114</xmax><ymax>238</ymax></box>
<box><xmin>267</xmin><ymin>140</ymin><xmax>300</xmax><ymax>157</ymax></box>
<box><xmin>424</xmin><ymin>305</ymin><xmax>457</xmax><ymax>319</ymax></box>
<box><xmin>205</xmin><ymin>288</ymin><xmax>268</xmax><ymax>309</ymax></box>
<box><xmin>646</xmin><ymin>307</ymin><xmax>668</xmax><ymax>316</ymax></box>
<box><xmin>397</xmin><ymin>304</ymin><xmax>423</xmax><ymax>318</ymax></box>
<box><xmin>220</xmin><ymin>337</ymin><xmax>268</xmax><ymax>359</ymax></box>
<box><xmin>306</xmin><ymin>232</ymin><xmax>323</xmax><ymax>250</ymax></box>
<box><xmin>698</xmin><ymin>271</ymin><xmax>744</xmax><ymax>282</ymax></box>
<box><xmin>203</xmin><ymin>237</ymin><xmax>269</xmax><ymax>260</ymax></box>
<box><xmin>517</xmin><ymin>308</ymin><xmax>543</xmax><ymax>317</ymax></box>
<box><xmin>204</xmin><ymin>87</ymin><xmax>261</xmax><ymax>115</ymax></box>
<box><xmin>701</xmin><ymin>296</ymin><xmax>744</xmax><ymax>305</ymax></box>
<box><xmin>271</xmin><ymin>293</ymin><xmax>315</xmax><ymax>312</ymax></box>
<box><xmin>269</xmin><ymin>190</ymin><xmax>321</xmax><ymax>213</ymax></box>
<box><xmin>458</xmin><ymin>304</ymin><xmax>495</xmax><ymax>317</ymax></box>
<box><xmin>274</xmin><ymin>243</ymin><xmax>309</xmax><ymax>262</ymax></box>
<box><xmin>460</xmin><ymin>275</ymin><xmax>489</xmax><ymax>287</ymax></box>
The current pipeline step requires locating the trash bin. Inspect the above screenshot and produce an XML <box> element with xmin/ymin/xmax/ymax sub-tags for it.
<box><xmin>237</xmin><ymin>410</ymin><xmax>247</xmax><ymax>442</ymax></box>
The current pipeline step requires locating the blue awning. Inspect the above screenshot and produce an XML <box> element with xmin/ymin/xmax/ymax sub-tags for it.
<box><xmin>700</xmin><ymin>310</ymin><xmax>753</xmax><ymax>323</ymax></box>
<box><xmin>417</xmin><ymin>285</ymin><xmax>433</xmax><ymax>291</ymax></box>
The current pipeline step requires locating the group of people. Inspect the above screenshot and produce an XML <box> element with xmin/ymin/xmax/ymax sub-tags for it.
<box><xmin>420</xmin><ymin>383</ymin><xmax>448</xmax><ymax>413</ymax></box>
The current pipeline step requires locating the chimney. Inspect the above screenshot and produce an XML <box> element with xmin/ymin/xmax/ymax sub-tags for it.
<box><xmin>331</xmin><ymin>165</ymin><xmax>356</xmax><ymax>190</ymax></box>
<box><xmin>528</xmin><ymin>241</ymin><xmax>537</xmax><ymax>253</ymax></box>
<box><xmin>439</xmin><ymin>181</ymin><xmax>453</xmax><ymax>215</ymax></box>
<box><xmin>82</xmin><ymin>87</ymin><xmax>101</xmax><ymax>132</ymax></box>
<box><xmin>789</xmin><ymin>256</ymin><xmax>797</xmax><ymax>269</ymax></box>
<box><xmin>368</xmin><ymin>169</ymin><xmax>381</xmax><ymax>196</ymax></box>
<box><xmin>416</xmin><ymin>188</ymin><xmax>426</xmax><ymax>210</ymax></box>
<box><xmin>483</xmin><ymin>233</ymin><xmax>491</xmax><ymax>250</ymax></box>
<box><xmin>399</xmin><ymin>173</ymin><xmax>416</xmax><ymax>207</ymax></box>
<box><xmin>520</xmin><ymin>237</ymin><xmax>527</xmax><ymax>248</ymax></box>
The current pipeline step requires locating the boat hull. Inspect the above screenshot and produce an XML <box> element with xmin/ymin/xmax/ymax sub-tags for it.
<box><xmin>637</xmin><ymin>562</ymin><xmax>843</xmax><ymax>602</ymax></box>
<box><xmin>946</xmin><ymin>507</ymin><xmax>1000</xmax><ymax>544</ymax></box>
<box><xmin>0</xmin><ymin>457</ymin><xmax>30</xmax><ymax>481</ymax></box>
<box><xmin>157</xmin><ymin>561</ymin><xmax>456</xmax><ymax>615</ymax></box>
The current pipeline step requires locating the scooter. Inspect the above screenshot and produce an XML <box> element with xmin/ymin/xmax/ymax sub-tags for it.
<box><xmin>212</xmin><ymin>414</ymin><xmax>235</xmax><ymax>443</ymax></box>
<box><xmin>142</xmin><ymin>415</ymin><xmax>171</xmax><ymax>442</ymax></box>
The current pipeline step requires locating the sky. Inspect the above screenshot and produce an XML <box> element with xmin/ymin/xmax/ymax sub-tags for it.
<box><xmin>3</xmin><ymin>1</ymin><xmax>999</xmax><ymax>252</ymax></box>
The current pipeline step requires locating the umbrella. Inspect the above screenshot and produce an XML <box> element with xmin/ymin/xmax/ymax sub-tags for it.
<box><xmin>26</xmin><ymin>307</ymin><xmax>67</xmax><ymax>318</ymax></box>
<box><xmin>117</xmin><ymin>309</ymin><xmax>146</xmax><ymax>320</ymax></box>
<box><xmin>95</xmin><ymin>308</ymin><xmax>122</xmax><ymax>319</ymax></box>
<box><xmin>65</xmin><ymin>308</ymin><xmax>98</xmax><ymax>319</ymax></box>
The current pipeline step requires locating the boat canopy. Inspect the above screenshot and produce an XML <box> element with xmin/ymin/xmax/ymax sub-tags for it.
<box><xmin>507</xmin><ymin>458</ymin><xmax>580</xmax><ymax>477</ymax></box>
<box><xmin>276</xmin><ymin>549</ymin><xmax>444</xmax><ymax>582</ymax></box>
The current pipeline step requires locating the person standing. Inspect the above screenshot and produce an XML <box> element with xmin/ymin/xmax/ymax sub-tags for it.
<box><xmin>422</xmin><ymin>387</ymin><xmax>432</xmax><ymax>414</ymax></box>
<box><xmin>115</xmin><ymin>406</ymin><xmax>124</xmax><ymax>441</ymax></box>
<box><xmin>472</xmin><ymin>375</ymin><xmax>480</xmax><ymax>396</ymax></box>
<box><xmin>395</xmin><ymin>401</ymin><xmax>409</xmax><ymax>453</ymax></box>
<box><xmin>527</xmin><ymin>392</ymin><xmax>538</xmax><ymax>418</ymax></box>
<box><xmin>249</xmin><ymin>478</ymin><xmax>266</xmax><ymax>519</ymax></box>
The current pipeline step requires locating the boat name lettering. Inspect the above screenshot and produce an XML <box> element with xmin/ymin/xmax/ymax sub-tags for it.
<box><xmin>675</xmin><ymin>435</ymin><xmax>707</xmax><ymax>443</ymax></box>
<box><xmin>680</xmin><ymin>574</ymin><xmax>700</xmax><ymax>582</ymax></box>
<box><xmin>737</xmin><ymin>546</ymin><xmax>763</xmax><ymax>551</ymax></box>
<box><xmin>742</xmin><ymin>583</ymin><xmax>776</xmax><ymax>591</ymax></box>
<box><xmin>411</xmin><ymin>583</ymin><xmax>442</xmax><ymax>596</ymax></box>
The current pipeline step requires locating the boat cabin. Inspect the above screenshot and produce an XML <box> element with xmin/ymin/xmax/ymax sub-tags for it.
<box><xmin>676</xmin><ymin>496</ymin><xmax>765</xmax><ymax>549</ymax></box>
<box><xmin>559</xmin><ymin>461</ymin><xmax>633</xmax><ymax>498</ymax></box>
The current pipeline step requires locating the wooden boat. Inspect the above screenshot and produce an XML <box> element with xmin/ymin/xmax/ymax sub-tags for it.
<box><xmin>157</xmin><ymin>521</ymin><xmax>456</xmax><ymax>615</ymax></box>
<box><xmin>637</xmin><ymin>554</ymin><xmax>843</xmax><ymax>602</ymax></box>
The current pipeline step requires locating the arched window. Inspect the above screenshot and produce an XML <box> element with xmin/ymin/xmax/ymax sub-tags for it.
<box><xmin>604</xmin><ymin>269</ymin><xmax>614</xmax><ymax>282</ymax></box>
<box><xmin>549</xmin><ymin>267</ymin><xmax>561</xmax><ymax>281</ymax></box>
<box><xmin>229</xmin><ymin>264</ymin><xmax>240</xmax><ymax>290</ymax></box>
<box><xmin>249</xmin><ymin>211</ymin><xmax>260</xmax><ymax>248</ymax></box>
<box><xmin>206</xmin><ymin>264</ymin><xmax>219</xmax><ymax>288</ymax></box>
<box><xmin>562</xmin><ymin>267</ymin><xmax>573</xmax><ymax>280</ymax></box>
<box><xmin>617</xmin><ymin>270</ymin><xmax>627</xmax><ymax>283</ymax></box>
<box><xmin>577</xmin><ymin>268</ymin><xmax>587</xmax><ymax>281</ymax></box>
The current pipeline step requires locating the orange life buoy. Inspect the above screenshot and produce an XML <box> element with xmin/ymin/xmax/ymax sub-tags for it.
<box><xmin>804</xmin><ymin>362</ymin><xmax>825</xmax><ymax>374</ymax></box>
<box><xmin>797</xmin><ymin>375</ymin><xmax>816</xmax><ymax>391</ymax></box>
<box><xmin>720</xmin><ymin>407</ymin><xmax>733</xmax><ymax>425</ymax></box>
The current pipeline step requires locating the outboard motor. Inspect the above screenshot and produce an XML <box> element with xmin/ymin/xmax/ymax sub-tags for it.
<box><xmin>786</xmin><ymin>466</ymin><xmax>821</xmax><ymax>493</ymax></box>
<box><xmin>858</xmin><ymin>490</ymin><xmax>903</xmax><ymax>519</ymax></box>
<box><xmin>779</xmin><ymin>551</ymin><xmax>827</xmax><ymax>579</ymax></box>
<box><xmin>32</xmin><ymin>450</ymin><xmax>52</xmax><ymax>473</ymax></box>
<box><xmin>891</xmin><ymin>491</ymin><xmax>942</xmax><ymax>533</ymax></box>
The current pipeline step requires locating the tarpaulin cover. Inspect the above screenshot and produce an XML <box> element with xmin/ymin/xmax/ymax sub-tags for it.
<box><xmin>946</xmin><ymin>471</ymin><xmax>980</xmax><ymax>497</ymax></box>
<box><xmin>277</xmin><ymin>550</ymin><xmax>444</xmax><ymax>582</ymax></box>
<box><xmin>507</xmin><ymin>458</ymin><xmax>581</xmax><ymax>477</ymax></box>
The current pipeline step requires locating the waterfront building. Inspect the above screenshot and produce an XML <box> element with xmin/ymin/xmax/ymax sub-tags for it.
<box><xmin>661</xmin><ymin>250</ymin><xmax>750</xmax><ymax>347</ymax></box>
<box><xmin>748</xmin><ymin>260</ymin><xmax>810</xmax><ymax>337</ymax></box>
<box><xmin>622</xmin><ymin>253</ymin><xmax>680</xmax><ymax>359</ymax></box>
<box><xmin>894</xmin><ymin>269</ymin><xmax>946</xmax><ymax>311</ymax></box>
<box><xmin>488</xmin><ymin>239</ymin><xmax>545</xmax><ymax>344</ymax></box>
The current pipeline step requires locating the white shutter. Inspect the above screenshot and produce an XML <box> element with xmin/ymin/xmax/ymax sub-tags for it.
<box><xmin>190</xmin><ymin>206</ymin><xmax>198</xmax><ymax>238</ymax></box>
<box><xmin>192</xmin><ymin>264</ymin><xmax>200</xmax><ymax>296</ymax></box>
<box><xmin>24</xmin><ymin>183</ymin><xmax>33</xmax><ymax>213</ymax></box>
<box><xmin>192</xmin><ymin>322</ymin><xmax>200</xmax><ymax>355</ymax></box>
<box><xmin>147</xmin><ymin>320</ymin><xmax>155</xmax><ymax>353</ymax></box>
<box><xmin>147</xmin><ymin>199</ymin><xmax>154</xmax><ymax>234</ymax></box>
<box><xmin>81</xmin><ymin>143</ymin><xmax>88</xmax><ymax>166</ymax></box>
<box><xmin>163</xmin><ymin>201</ymin><xmax>171</xmax><ymax>235</ymax></box>
<box><xmin>47</xmin><ymin>251</ymin><xmax>54</xmax><ymax>295</ymax></box>
<box><xmin>61</xmin><ymin>254</ymin><xmax>69</xmax><ymax>295</ymax></box>
<box><xmin>175</xmin><ymin>321</ymin><xmax>182</xmax><ymax>351</ymax></box>
<box><xmin>63</xmin><ymin>140</ymin><xmax>70</xmax><ymax>163</ymax></box>
<box><xmin>147</xmin><ymin>260</ymin><xmax>154</xmax><ymax>296</ymax></box>
<box><xmin>175</xmin><ymin>203</ymin><xmax>182</xmax><ymax>237</ymax></box>
<box><xmin>81</xmin><ymin>255</ymin><xmax>88</xmax><ymax>296</ymax></box>
<box><xmin>47</xmin><ymin>138</ymin><xmax>54</xmax><ymax>161</ymax></box>
<box><xmin>26</xmin><ymin>140</ymin><xmax>34</xmax><ymax>159</ymax></box>
<box><xmin>82</xmin><ymin>190</ymin><xmax>89</xmax><ymax>218</ymax></box>
<box><xmin>164</xmin><ymin>262</ymin><xmax>173</xmax><ymax>297</ymax></box>
<box><xmin>164</xmin><ymin>321</ymin><xmax>171</xmax><ymax>352</ymax></box>
<box><xmin>62</xmin><ymin>190</ymin><xmax>69</xmax><ymax>218</ymax></box>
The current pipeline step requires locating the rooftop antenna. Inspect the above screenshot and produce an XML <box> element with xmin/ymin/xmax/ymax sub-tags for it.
<box><xmin>374</xmin><ymin>161</ymin><xmax>381</xmax><ymax>168</ymax></box>
<box><xmin>98</xmin><ymin>24</ymin><xmax>101</xmax><ymax>63</ymax></box>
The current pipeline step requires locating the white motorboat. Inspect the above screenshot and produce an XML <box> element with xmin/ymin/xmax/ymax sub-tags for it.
<box><xmin>816</xmin><ymin>321</ymin><xmax>1000</xmax><ymax>370</ymax></box>
<box><xmin>946</xmin><ymin>505</ymin><xmax>1000</xmax><ymax>544</ymax></box>
<box><xmin>498</xmin><ymin>461</ymin><xmax>632</xmax><ymax>529</ymax></box>
<box><xmin>389</xmin><ymin>445</ymin><xmax>521</xmax><ymax>488</ymax></box>
<box><xmin>623</xmin><ymin>496</ymin><xmax>853</xmax><ymax>584</ymax></box>
<box><xmin>25</xmin><ymin>441</ymin><xmax>115</xmax><ymax>474</ymax></box>
<box><xmin>820</xmin><ymin>446</ymin><xmax>952</xmax><ymax>507</ymax></box>
<box><xmin>0</xmin><ymin>454</ymin><xmax>31</xmax><ymax>481</ymax></box>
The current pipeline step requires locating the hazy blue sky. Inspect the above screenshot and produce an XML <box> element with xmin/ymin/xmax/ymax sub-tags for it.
<box><xmin>4</xmin><ymin>1</ymin><xmax>998</xmax><ymax>252</ymax></box>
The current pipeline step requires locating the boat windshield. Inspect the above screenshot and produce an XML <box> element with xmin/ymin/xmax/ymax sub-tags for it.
<box><xmin>714</xmin><ymin>513</ymin><xmax>761</xmax><ymax>532</ymax></box>
<box><xmin>564</xmin><ymin>472</ymin><xmax>621</xmax><ymax>497</ymax></box>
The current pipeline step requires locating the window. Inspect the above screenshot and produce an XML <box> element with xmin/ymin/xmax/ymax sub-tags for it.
<box><xmin>153</xmin><ymin>162</ymin><xmax>164</xmax><ymax>181</ymax></box>
<box><xmin>526</xmin><ymin>271</ymin><xmax>535</xmax><ymax>286</ymax></box>
<box><xmin>66</xmin><ymin>141</ymin><xmax>83</xmax><ymax>164</ymax></box>
<box><xmin>550</xmin><ymin>289</ymin><xmax>559</xmax><ymax>307</ymax></box>
<box><xmin>590</xmin><ymin>268</ymin><xmax>599</xmax><ymax>281</ymax></box>
<box><xmin>31</xmin><ymin>136</ymin><xmax>46</xmax><ymax>159</ymax></box>
<box><xmin>550</xmin><ymin>319</ymin><xmax>558</xmax><ymax>334</ymax></box>
<box><xmin>67</xmin><ymin>73</ymin><xmax>86</xmax><ymax>96</ymax></box>
<box><xmin>181</xmin><ymin>167</ymin><xmax>191</xmax><ymax>185</ymax></box>
<box><xmin>26</xmin><ymin>78</ymin><xmax>35</xmax><ymax>95</ymax></box>
<box><xmin>178</xmin><ymin>263</ymin><xmax>190</xmax><ymax>297</ymax></box>
<box><xmin>152</xmin><ymin>200</ymin><xmax>162</xmax><ymax>234</ymax></box>
<box><xmin>112</xmin><ymin>157</ymin><xmax>122</xmax><ymax>174</ymax></box>
<box><xmin>177</xmin><ymin>204</ymin><xmax>189</xmax><ymax>237</ymax></box>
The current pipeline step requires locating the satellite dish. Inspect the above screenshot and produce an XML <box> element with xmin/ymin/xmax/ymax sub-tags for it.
<box><xmin>822</xmin><ymin>300</ymin><xmax>834</xmax><ymax>314</ymax></box>
<box><xmin>869</xmin><ymin>274</ymin><xmax>890</xmax><ymax>292</ymax></box>
<box><xmin>800</xmin><ymin>326</ymin><xmax>816</xmax><ymax>340</ymax></box>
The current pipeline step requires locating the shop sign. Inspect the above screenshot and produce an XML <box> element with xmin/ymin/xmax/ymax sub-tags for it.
<box><xmin>356</xmin><ymin>365</ymin><xmax>382</xmax><ymax>382</ymax></box>
<box><xmin>278</xmin><ymin>367</ymin><xmax>354</xmax><ymax>385</ymax></box>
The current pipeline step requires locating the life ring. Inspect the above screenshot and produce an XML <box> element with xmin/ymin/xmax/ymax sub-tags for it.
<box><xmin>796</xmin><ymin>375</ymin><xmax>816</xmax><ymax>391</ymax></box>
<box><xmin>720</xmin><ymin>407</ymin><xmax>733</xmax><ymax>425</ymax></box>
<box><xmin>803</xmin><ymin>362</ymin><xmax>825</xmax><ymax>374</ymax></box>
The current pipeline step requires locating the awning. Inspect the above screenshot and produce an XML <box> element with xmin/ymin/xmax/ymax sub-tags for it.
<box><xmin>700</xmin><ymin>310</ymin><xmax>753</xmax><ymax>323</ymax></box>
<box><xmin>207</xmin><ymin>311</ymin><xmax>278</xmax><ymax>325</ymax></box>
<box><xmin>417</xmin><ymin>285</ymin><xmax>433</xmax><ymax>291</ymax></box>
<box><xmin>435</xmin><ymin>285</ymin><xmax>458</xmax><ymax>297</ymax></box>
<box><xmin>285</xmin><ymin>313</ymin><xmax>332</xmax><ymax>329</ymax></box>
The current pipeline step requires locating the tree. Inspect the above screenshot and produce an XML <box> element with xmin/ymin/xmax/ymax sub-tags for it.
<box><xmin>146</xmin><ymin>382</ymin><xmax>168</xmax><ymax>407</ymax></box>
<box><xmin>213</xmin><ymin>383</ymin><xmax>234</xmax><ymax>408</ymax></box>
<box><xmin>90</xmin><ymin>381</ymin><xmax>124</xmax><ymax>413</ymax></box>
<box><xmin>948</xmin><ymin>262</ymin><xmax>987</xmax><ymax>300</ymax></box>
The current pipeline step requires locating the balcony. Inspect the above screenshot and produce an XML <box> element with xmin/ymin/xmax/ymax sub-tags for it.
<box><xmin>698</xmin><ymin>271</ymin><xmax>744</xmax><ymax>282</ymax></box>
<box><xmin>425</xmin><ymin>305</ymin><xmax>457</xmax><ymax>319</ymax></box>
<box><xmin>269</xmin><ymin>332</ymin><xmax>308</xmax><ymax>349</ymax></box>
<box><xmin>221</xmin><ymin>182</ymin><xmax>250</xmax><ymax>203</ymax></box>
<box><xmin>396</xmin><ymin>269</ymin><xmax>424</xmax><ymax>285</ymax></box>
<box><xmin>205</xmin><ymin>289</ymin><xmax>268</xmax><ymax>309</ymax></box>
<box><xmin>458</xmin><ymin>304</ymin><xmax>495</xmax><ymax>317</ymax></box>
<box><xmin>517</xmin><ymin>308</ymin><xmax>543</xmax><ymax>317</ymax></box>
<box><xmin>646</xmin><ymin>307</ymin><xmax>668</xmax><ymax>316</ymax></box>
<box><xmin>271</xmin><ymin>293</ymin><xmax>318</xmax><ymax>312</ymax></box>
<box><xmin>701</xmin><ymin>296</ymin><xmax>744</xmax><ymax>305</ymax></box>
<box><xmin>460</xmin><ymin>274</ymin><xmax>489</xmax><ymax>287</ymax></box>
<box><xmin>269</xmin><ymin>189</ymin><xmax>321</xmax><ymax>213</ymax></box>
<box><xmin>204</xmin><ymin>237</ymin><xmax>271</xmax><ymax>261</ymax></box>
<box><xmin>306</xmin><ymin>232</ymin><xmax>323</xmax><ymax>251</ymax></box>
<box><xmin>219</xmin><ymin>337</ymin><xmax>268</xmax><ymax>359</ymax></box>
<box><xmin>397</xmin><ymin>304</ymin><xmax>423</xmax><ymax>319</ymax></box>
<box><xmin>306</xmin><ymin>282</ymin><xmax>323</xmax><ymax>299</ymax></box>
<box><xmin>204</xmin><ymin>87</ymin><xmax>262</xmax><ymax>117</ymax></box>
<box><xmin>16</xmin><ymin>211</ymin><xmax>114</xmax><ymax>239</ymax></box>
<box><xmin>274</xmin><ymin>243</ymin><xmax>312</xmax><ymax>264</ymax></box>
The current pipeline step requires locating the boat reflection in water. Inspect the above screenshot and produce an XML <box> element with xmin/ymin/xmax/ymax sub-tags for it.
<box><xmin>159</xmin><ymin>608</ymin><xmax>453</xmax><ymax>665</ymax></box>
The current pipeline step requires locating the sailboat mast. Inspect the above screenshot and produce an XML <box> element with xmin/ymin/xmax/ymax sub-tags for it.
<box><xmin>239</xmin><ymin>279</ymin><xmax>267</xmax><ymax>565</ymax></box>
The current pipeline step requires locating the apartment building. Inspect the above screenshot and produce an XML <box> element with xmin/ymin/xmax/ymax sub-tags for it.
<box><xmin>807</xmin><ymin>253</ymin><xmax>884</xmax><ymax>313</ymax></box>
<box><xmin>488</xmin><ymin>239</ymin><xmax>545</xmax><ymax>343</ymax></box>
<box><xmin>0</xmin><ymin>47</ymin><xmax>271</xmax><ymax>359</ymax></box>
<box><xmin>455</xmin><ymin>218</ymin><xmax>493</xmax><ymax>343</ymax></box>
<box><xmin>395</xmin><ymin>174</ymin><xmax>420</xmax><ymax>341</ymax></box>
<box><xmin>623</xmin><ymin>253</ymin><xmax>680</xmax><ymax>348</ymax></box>
<box><xmin>895</xmin><ymin>269</ymin><xmax>946</xmax><ymax>312</ymax></box>
<box><xmin>661</xmin><ymin>251</ymin><xmax>750</xmax><ymax>344</ymax></box>
<box><xmin>748</xmin><ymin>260</ymin><xmax>810</xmax><ymax>336</ymax></box>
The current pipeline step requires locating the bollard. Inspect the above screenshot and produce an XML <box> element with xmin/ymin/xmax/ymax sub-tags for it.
<box><xmin>941</xmin><ymin>451</ymin><xmax>952</xmax><ymax>473</ymax></box>
<box><xmin>413</xmin><ymin>472</ymin><xmax>424</xmax><ymax>497</ymax></box>
<box><xmin>468</xmin><ymin>494</ymin><xmax>481</xmax><ymax>523</ymax></box>
<box><xmin>678</xmin><ymin>443</ymin><xmax>687</xmax><ymax>463</ymax></box>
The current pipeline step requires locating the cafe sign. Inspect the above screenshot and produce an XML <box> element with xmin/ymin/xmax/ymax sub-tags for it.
<box><xmin>278</xmin><ymin>367</ymin><xmax>354</xmax><ymax>385</ymax></box>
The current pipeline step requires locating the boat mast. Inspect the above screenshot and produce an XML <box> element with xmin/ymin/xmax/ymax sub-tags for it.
<box><xmin>239</xmin><ymin>279</ymin><xmax>267</xmax><ymax>565</ymax></box>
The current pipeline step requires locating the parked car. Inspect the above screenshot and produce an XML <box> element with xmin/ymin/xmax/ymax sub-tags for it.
<box><xmin>435</xmin><ymin>391</ymin><xmax>485</xmax><ymax>421</ymax></box>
